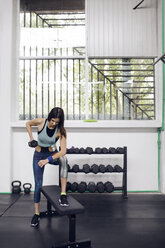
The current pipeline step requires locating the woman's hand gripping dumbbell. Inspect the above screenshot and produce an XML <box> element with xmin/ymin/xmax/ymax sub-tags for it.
<box><xmin>28</xmin><ymin>140</ymin><xmax>38</xmax><ymax>148</ymax></box>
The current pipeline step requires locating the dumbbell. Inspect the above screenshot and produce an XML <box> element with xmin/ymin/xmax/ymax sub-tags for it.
<box><xmin>79</xmin><ymin>147</ymin><xmax>86</xmax><ymax>154</ymax></box>
<box><xmin>66</xmin><ymin>182</ymin><xmax>71</xmax><ymax>191</ymax></box>
<box><xmin>116</xmin><ymin>147</ymin><xmax>124</xmax><ymax>154</ymax></box>
<box><xmin>83</xmin><ymin>164</ymin><xmax>90</xmax><ymax>173</ymax></box>
<box><xmin>102</xmin><ymin>147</ymin><xmax>108</xmax><ymax>154</ymax></box>
<box><xmin>28</xmin><ymin>140</ymin><xmax>38</xmax><ymax>148</ymax></box>
<box><xmin>95</xmin><ymin>147</ymin><xmax>102</xmax><ymax>154</ymax></box>
<box><xmin>97</xmin><ymin>182</ymin><xmax>105</xmax><ymax>193</ymax></box>
<box><xmin>77</xmin><ymin>182</ymin><xmax>87</xmax><ymax>193</ymax></box>
<box><xmin>67</xmin><ymin>146</ymin><xmax>75</xmax><ymax>153</ymax></box>
<box><xmin>99</xmin><ymin>164</ymin><xmax>106</xmax><ymax>173</ymax></box>
<box><xmin>106</xmin><ymin>164</ymin><xmax>114</xmax><ymax>172</ymax></box>
<box><xmin>109</xmin><ymin>147</ymin><xmax>116</xmax><ymax>154</ymax></box>
<box><xmin>73</xmin><ymin>148</ymin><xmax>80</xmax><ymax>154</ymax></box>
<box><xmin>72</xmin><ymin>164</ymin><xmax>79</xmax><ymax>173</ymax></box>
<box><xmin>23</xmin><ymin>183</ymin><xmax>32</xmax><ymax>194</ymax></box>
<box><xmin>104</xmin><ymin>181</ymin><xmax>114</xmax><ymax>193</ymax></box>
<box><xmin>86</xmin><ymin>147</ymin><xmax>93</xmax><ymax>154</ymax></box>
<box><xmin>11</xmin><ymin>180</ymin><xmax>21</xmax><ymax>194</ymax></box>
<box><xmin>114</xmin><ymin>165</ymin><xmax>123</xmax><ymax>172</ymax></box>
<box><xmin>91</xmin><ymin>164</ymin><xmax>99</xmax><ymax>174</ymax></box>
<box><xmin>87</xmin><ymin>182</ymin><xmax>96</xmax><ymax>193</ymax></box>
<box><xmin>70</xmin><ymin>182</ymin><xmax>78</xmax><ymax>192</ymax></box>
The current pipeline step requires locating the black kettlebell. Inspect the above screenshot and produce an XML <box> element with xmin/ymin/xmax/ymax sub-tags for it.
<box><xmin>11</xmin><ymin>180</ymin><xmax>21</xmax><ymax>194</ymax></box>
<box><xmin>23</xmin><ymin>183</ymin><xmax>32</xmax><ymax>194</ymax></box>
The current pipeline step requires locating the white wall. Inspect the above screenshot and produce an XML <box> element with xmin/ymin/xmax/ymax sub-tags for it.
<box><xmin>0</xmin><ymin>0</ymin><xmax>16</xmax><ymax>192</ymax></box>
<box><xmin>159</xmin><ymin>0</ymin><xmax>165</xmax><ymax>193</ymax></box>
<box><xmin>0</xmin><ymin>0</ymin><xmax>164</xmax><ymax>194</ymax></box>
<box><xmin>87</xmin><ymin>0</ymin><xmax>157</xmax><ymax>57</ymax></box>
<box><xmin>11</xmin><ymin>126</ymin><xmax>158</xmax><ymax>192</ymax></box>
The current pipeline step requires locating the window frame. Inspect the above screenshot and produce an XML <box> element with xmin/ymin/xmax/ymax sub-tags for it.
<box><xmin>12</xmin><ymin>0</ymin><xmax>163</xmax><ymax>128</ymax></box>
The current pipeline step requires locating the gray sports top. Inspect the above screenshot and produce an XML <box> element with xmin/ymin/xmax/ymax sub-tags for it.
<box><xmin>38</xmin><ymin>119</ymin><xmax>58</xmax><ymax>149</ymax></box>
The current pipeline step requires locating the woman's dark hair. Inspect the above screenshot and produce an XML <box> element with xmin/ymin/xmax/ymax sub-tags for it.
<box><xmin>48</xmin><ymin>107</ymin><xmax>66</xmax><ymax>138</ymax></box>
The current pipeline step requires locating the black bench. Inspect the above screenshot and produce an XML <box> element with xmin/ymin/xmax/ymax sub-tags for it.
<box><xmin>41</xmin><ymin>185</ymin><xmax>91</xmax><ymax>248</ymax></box>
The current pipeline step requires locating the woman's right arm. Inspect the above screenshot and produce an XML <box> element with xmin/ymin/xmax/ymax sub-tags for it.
<box><xmin>26</xmin><ymin>118</ymin><xmax>44</xmax><ymax>141</ymax></box>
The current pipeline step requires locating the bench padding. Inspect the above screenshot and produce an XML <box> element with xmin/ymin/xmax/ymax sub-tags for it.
<box><xmin>41</xmin><ymin>185</ymin><xmax>85</xmax><ymax>216</ymax></box>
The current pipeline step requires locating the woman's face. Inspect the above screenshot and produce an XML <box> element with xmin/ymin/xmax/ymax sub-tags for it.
<box><xmin>49</xmin><ymin>118</ymin><xmax>60</xmax><ymax>128</ymax></box>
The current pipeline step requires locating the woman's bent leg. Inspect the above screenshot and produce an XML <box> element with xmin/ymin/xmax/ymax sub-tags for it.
<box><xmin>58</xmin><ymin>155</ymin><xmax>68</xmax><ymax>192</ymax></box>
<box><xmin>58</xmin><ymin>155</ymin><xmax>69</xmax><ymax>206</ymax></box>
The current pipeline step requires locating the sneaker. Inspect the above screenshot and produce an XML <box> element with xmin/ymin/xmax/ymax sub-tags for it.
<box><xmin>31</xmin><ymin>214</ymin><xmax>40</xmax><ymax>227</ymax></box>
<box><xmin>59</xmin><ymin>195</ymin><xmax>69</xmax><ymax>207</ymax></box>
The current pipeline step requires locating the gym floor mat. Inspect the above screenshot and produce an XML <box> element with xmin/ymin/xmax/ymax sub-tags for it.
<box><xmin>0</xmin><ymin>193</ymin><xmax>165</xmax><ymax>248</ymax></box>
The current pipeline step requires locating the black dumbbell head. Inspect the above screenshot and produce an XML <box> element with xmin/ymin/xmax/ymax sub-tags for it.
<box><xmin>83</xmin><ymin>164</ymin><xmax>90</xmax><ymax>173</ymax></box>
<box><xmin>102</xmin><ymin>147</ymin><xmax>108</xmax><ymax>154</ymax></box>
<box><xmin>79</xmin><ymin>147</ymin><xmax>86</xmax><ymax>154</ymax></box>
<box><xmin>87</xmin><ymin>182</ymin><xmax>96</xmax><ymax>193</ymax></box>
<box><xmin>70</xmin><ymin>182</ymin><xmax>78</xmax><ymax>192</ymax></box>
<box><xmin>106</xmin><ymin>164</ymin><xmax>114</xmax><ymax>172</ymax></box>
<box><xmin>99</xmin><ymin>164</ymin><xmax>106</xmax><ymax>173</ymax></box>
<box><xmin>97</xmin><ymin>182</ymin><xmax>105</xmax><ymax>193</ymax></box>
<box><xmin>78</xmin><ymin>181</ymin><xmax>87</xmax><ymax>193</ymax></box>
<box><xmin>72</xmin><ymin>164</ymin><xmax>79</xmax><ymax>173</ymax></box>
<box><xmin>109</xmin><ymin>147</ymin><xmax>116</xmax><ymax>154</ymax></box>
<box><xmin>104</xmin><ymin>181</ymin><xmax>114</xmax><ymax>193</ymax></box>
<box><xmin>86</xmin><ymin>147</ymin><xmax>93</xmax><ymax>154</ymax></box>
<box><xmin>28</xmin><ymin>140</ymin><xmax>38</xmax><ymax>148</ymax></box>
<box><xmin>69</xmin><ymin>146</ymin><xmax>75</xmax><ymax>153</ymax></box>
<box><xmin>114</xmin><ymin>165</ymin><xmax>123</xmax><ymax>172</ymax></box>
<box><xmin>73</xmin><ymin>148</ymin><xmax>80</xmax><ymax>154</ymax></box>
<box><xmin>95</xmin><ymin>147</ymin><xmax>102</xmax><ymax>154</ymax></box>
<box><xmin>116</xmin><ymin>147</ymin><xmax>124</xmax><ymax>154</ymax></box>
<box><xmin>91</xmin><ymin>164</ymin><xmax>99</xmax><ymax>174</ymax></box>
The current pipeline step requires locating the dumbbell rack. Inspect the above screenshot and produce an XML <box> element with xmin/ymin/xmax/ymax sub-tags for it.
<box><xmin>60</xmin><ymin>146</ymin><xmax>127</xmax><ymax>199</ymax></box>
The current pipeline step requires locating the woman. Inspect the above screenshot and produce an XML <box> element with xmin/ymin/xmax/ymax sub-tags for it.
<box><xmin>26</xmin><ymin>107</ymin><xmax>69</xmax><ymax>227</ymax></box>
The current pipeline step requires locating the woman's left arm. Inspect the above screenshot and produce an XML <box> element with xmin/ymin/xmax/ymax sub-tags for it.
<box><xmin>52</xmin><ymin>135</ymin><xmax>67</xmax><ymax>159</ymax></box>
<box><xmin>38</xmin><ymin>135</ymin><xmax>67</xmax><ymax>168</ymax></box>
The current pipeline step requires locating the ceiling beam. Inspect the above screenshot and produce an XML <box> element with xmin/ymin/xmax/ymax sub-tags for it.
<box><xmin>20</xmin><ymin>0</ymin><xmax>85</xmax><ymax>13</ymax></box>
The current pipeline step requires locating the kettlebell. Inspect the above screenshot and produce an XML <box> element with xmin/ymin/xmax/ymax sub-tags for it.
<box><xmin>23</xmin><ymin>183</ymin><xmax>32</xmax><ymax>194</ymax></box>
<box><xmin>11</xmin><ymin>180</ymin><xmax>21</xmax><ymax>194</ymax></box>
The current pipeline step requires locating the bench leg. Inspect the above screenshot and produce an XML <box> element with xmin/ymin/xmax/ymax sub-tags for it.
<box><xmin>69</xmin><ymin>214</ymin><xmax>76</xmax><ymax>243</ymax></box>
<box><xmin>53</xmin><ymin>240</ymin><xmax>91</xmax><ymax>248</ymax></box>
<box><xmin>40</xmin><ymin>200</ymin><xmax>59</xmax><ymax>217</ymax></box>
<box><xmin>52</xmin><ymin>214</ymin><xmax>91</xmax><ymax>248</ymax></box>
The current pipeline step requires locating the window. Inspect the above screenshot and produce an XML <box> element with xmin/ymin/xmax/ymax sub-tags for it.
<box><xmin>19</xmin><ymin>0</ymin><xmax>155</xmax><ymax>121</ymax></box>
<box><xmin>88</xmin><ymin>58</ymin><xmax>155</xmax><ymax>120</ymax></box>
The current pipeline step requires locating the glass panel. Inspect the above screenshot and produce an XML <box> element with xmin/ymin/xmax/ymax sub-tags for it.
<box><xmin>88</xmin><ymin>58</ymin><xmax>155</xmax><ymax>120</ymax></box>
<box><xmin>19</xmin><ymin>1</ymin><xmax>86</xmax><ymax>120</ymax></box>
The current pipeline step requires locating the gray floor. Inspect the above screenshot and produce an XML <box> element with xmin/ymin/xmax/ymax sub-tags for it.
<box><xmin>0</xmin><ymin>193</ymin><xmax>165</xmax><ymax>248</ymax></box>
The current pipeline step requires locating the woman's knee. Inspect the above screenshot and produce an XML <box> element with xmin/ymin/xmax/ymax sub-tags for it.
<box><xmin>59</xmin><ymin>155</ymin><xmax>68</xmax><ymax>178</ymax></box>
<box><xmin>59</xmin><ymin>155</ymin><xmax>68</xmax><ymax>165</ymax></box>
